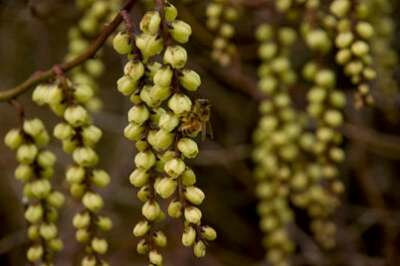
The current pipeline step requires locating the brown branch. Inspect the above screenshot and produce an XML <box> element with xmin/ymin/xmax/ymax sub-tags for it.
<box><xmin>0</xmin><ymin>0</ymin><xmax>138</xmax><ymax>102</ymax></box>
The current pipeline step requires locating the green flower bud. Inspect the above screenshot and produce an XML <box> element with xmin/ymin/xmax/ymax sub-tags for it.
<box><xmin>182</xmin><ymin>226</ymin><xmax>196</xmax><ymax>246</ymax></box>
<box><xmin>23</xmin><ymin>119</ymin><xmax>44</xmax><ymax>137</ymax></box>
<box><xmin>220</xmin><ymin>23</ymin><xmax>235</xmax><ymax>38</ymax></box>
<box><xmin>179</xmin><ymin>70</ymin><xmax>201</xmax><ymax>91</ymax></box>
<box><xmin>140</xmin><ymin>11</ymin><xmax>161</xmax><ymax>35</ymax></box>
<box><xmin>137</xmin><ymin>185</ymin><xmax>150</xmax><ymax>202</ymax></box>
<box><xmin>49</xmin><ymin>238</ymin><xmax>63</xmax><ymax>252</ymax></box>
<box><xmin>330</xmin><ymin>0</ymin><xmax>350</xmax><ymax>17</ymax></box>
<box><xmin>155</xmin><ymin>177</ymin><xmax>177</xmax><ymax>199</ymax></box>
<box><xmin>16</xmin><ymin>144</ymin><xmax>38</xmax><ymax>164</ymax></box>
<box><xmin>39</xmin><ymin>223</ymin><xmax>58</xmax><ymax>240</ymax></box>
<box><xmin>142</xmin><ymin>200</ymin><xmax>161</xmax><ymax>221</ymax></box>
<box><xmin>14</xmin><ymin>164</ymin><xmax>33</xmax><ymax>182</ymax></box>
<box><xmin>31</xmin><ymin>179</ymin><xmax>51</xmax><ymax>198</ymax></box>
<box><xmin>91</xmin><ymin>238</ymin><xmax>108</xmax><ymax>254</ymax></box>
<box><xmin>129</xmin><ymin>169</ymin><xmax>149</xmax><ymax>187</ymax></box>
<box><xmin>37</xmin><ymin>150</ymin><xmax>56</xmax><ymax>168</ymax></box>
<box><xmin>184</xmin><ymin>206</ymin><xmax>202</xmax><ymax>224</ymax></box>
<box><xmin>33</xmin><ymin>130</ymin><xmax>50</xmax><ymax>147</ymax></box>
<box><xmin>256</xmin><ymin>24</ymin><xmax>273</xmax><ymax>42</ymax></box>
<box><xmin>74</xmin><ymin>83</ymin><xmax>94</xmax><ymax>103</ymax></box>
<box><xmin>113</xmin><ymin>32</ymin><xmax>132</xmax><ymax>55</ymax></box>
<box><xmin>147</xmin><ymin>129</ymin><xmax>174</xmax><ymax>150</ymax></box>
<box><xmin>206</xmin><ymin>3</ymin><xmax>222</xmax><ymax>18</ymax></box>
<box><xmin>27</xmin><ymin>245</ymin><xmax>43</xmax><ymax>262</ymax></box>
<box><xmin>32</xmin><ymin>84</ymin><xmax>49</xmax><ymax>106</ymax></box>
<box><xmin>124</xmin><ymin>123</ymin><xmax>144</xmax><ymax>141</ymax></box>
<box><xmin>184</xmin><ymin>186</ymin><xmax>205</xmax><ymax>205</ymax></box>
<box><xmin>165</xmin><ymin>3</ymin><xmax>178</xmax><ymax>22</ymax></box>
<box><xmin>64</xmin><ymin>105</ymin><xmax>90</xmax><ymax>127</ymax></box>
<box><xmin>330</xmin><ymin>147</ymin><xmax>345</xmax><ymax>162</ymax></box>
<box><xmin>82</xmin><ymin>192</ymin><xmax>104</xmax><ymax>212</ymax></box>
<box><xmin>315</xmin><ymin>70</ymin><xmax>336</xmax><ymax>88</ymax></box>
<box><xmin>135</xmin><ymin>151</ymin><xmax>156</xmax><ymax>170</ymax></box>
<box><xmin>149</xmin><ymin>250</ymin><xmax>163</xmax><ymax>266</ymax></box>
<box><xmin>150</xmin><ymin>231</ymin><xmax>166</xmax><ymax>249</ymax></box>
<box><xmin>85</xmin><ymin>59</ymin><xmax>104</xmax><ymax>77</ymax></box>
<box><xmin>163</xmin><ymin>45</ymin><xmax>187</xmax><ymax>69</ymax></box>
<box><xmin>46</xmin><ymin>85</ymin><xmax>63</xmax><ymax>105</ymax></box>
<box><xmin>351</xmin><ymin>41</ymin><xmax>369</xmax><ymax>57</ymax></box>
<box><xmin>124</xmin><ymin>61</ymin><xmax>145</xmax><ymax>81</ymax></box>
<box><xmin>201</xmin><ymin>226</ymin><xmax>217</xmax><ymax>241</ymax></box>
<box><xmin>306</xmin><ymin>29</ymin><xmax>331</xmax><ymax>52</ymax></box>
<box><xmin>336</xmin><ymin>49</ymin><xmax>351</xmax><ymax>64</ymax></box>
<box><xmin>149</xmin><ymin>84</ymin><xmax>171</xmax><ymax>103</ymax></box>
<box><xmin>335</xmin><ymin>32</ymin><xmax>354</xmax><ymax>48</ymax></box>
<box><xmin>47</xmin><ymin>191</ymin><xmax>65</xmax><ymax>208</ymax></box>
<box><xmin>182</xmin><ymin>168</ymin><xmax>196</xmax><ymax>186</ymax></box>
<box><xmin>97</xmin><ymin>216</ymin><xmax>113</xmax><ymax>231</ymax></box>
<box><xmin>81</xmin><ymin>256</ymin><xmax>96</xmax><ymax>266</ymax></box>
<box><xmin>76</xmin><ymin>228</ymin><xmax>90</xmax><ymax>243</ymax></box>
<box><xmin>91</xmin><ymin>169</ymin><xmax>110</xmax><ymax>188</ymax></box>
<box><xmin>27</xmin><ymin>225</ymin><xmax>39</xmax><ymax>240</ymax></box>
<box><xmin>159</xmin><ymin>112</ymin><xmax>179</xmax><ymax>132</ymax></box>
<box><xmin>73</xmin><ymin>147</ymin><xmax>99</xmax><ymax>167</ymax></box>
<box><xmin>170</xmin><ymin>20</ymin><xmax>192</xmax><ymax>43</ymax></box>
<box><xmin>135</xmin><ymin>33</ymin><xmax>163</xmax><ymax>61</ymax></box>
<box><xmin>177</xmin><ymin>138</ymin><xmax>199</xmax><ymax>158</ymax></box>
<box><xmin>164</xmin><ymin>158</ymin><xmax>186</xmax><ymax>177</ymax></box>
<box><xmin>70</xmin><ymin>183</ymin><xmax>85</xmax><ymax>198</ymax></box>
<box><xmin>133</xmin><ymin>220</ymin><xmax>150</xmax><ymax>237</ymax></box>
<box><xmin>4</xmin><ymin>129</ymin><xmax>23</xmax><ymax>150</ymax></box>
<box><xmin>168</xmin><ymin>93</ymin><xmax>192</xmax><ymax>115</ymax></box>
<box><xmin>136</xmin><ymin>239</ymin><xmax>149</xmax><ymax>254</ymax></box>
<box><xmin>356</xmin><ymin>22</ymin><xmax>374</xmax><ymax>39</ymax></box>
<box><xmin>154</xmin><ymin>66</ymin><xmax>173</xmax><ymax>87</ymax></box>
<box><xmin>167</xmin><ymin>200</ymin><xmax>182</xmax><ymax>218</ymax></box>
<box><xmin>66</xmin><ymin>166</ymin><xmax>85</xmax><ymax>184</ymax></box>
<box><xmin>25</xmin><ymin>205</ymin><xmax>43</xmax><ymax>223</ymax></box>
<box><xmin>82</xmin><ymin>125</ymin><xmax>102</xmax><ymax>146</ymax></box>
<box><xmin>258</xmin><ymin>43</ymin><xmax>277</xmax><ymax>60</ymax></box>
<box><xmin>278</xmin><ymin>27</ymin><xmax>297</xmax><ymax>46</ymax></box>
<box><xmin>330</xmin><ymin>91</ymin><xmax>346</xmax><ymax>108</ymax></box>
<box><xmin>53</xmin><ymin>123</ymin><xmax>75</xmax><ymax>140</ymax></box>
<box><xmin>117</xmin><ymin>75</ymin><xmax>137</xmax><ymax>96</ymax></box>
<box><xmin>324</xmin><ymin>110</ymin><xmax>343</xmax><ymax>127</ymax></box>
<box><xmin>193</xmin><ymin>241</ymin><xmax>206</xmax><ymax>258</ymax></box>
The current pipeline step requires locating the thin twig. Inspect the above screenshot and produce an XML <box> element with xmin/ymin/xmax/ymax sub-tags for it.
<box><xmin>0</xmin><ymin>0</ymin><xmax>138</xmax><ymax>102</ymax></box>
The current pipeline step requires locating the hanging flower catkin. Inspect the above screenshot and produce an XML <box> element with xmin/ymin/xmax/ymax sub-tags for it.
<box><xmin>4</xmin><ymin>118</ymin><xmax>65</xmax><ymax>265</ymax></box>
<box><xmin>112</xmin><ymin>1</ymin><xmax>216</xmax><ymax>264</ymax></box>
<box><xmin>67</xmin><ymin>0</ymin><xmax>122</xmax><ymax>112</ymax></box>
<box><xmin>206</xmin><ymin>0</ymin><xmax>240</xmax><ymax>66</ymax></box>
<box><xmin>253</xmin><ymin>23</ymin><xmax>300</xmax><ymax>266</ymax></box>
<box><xmin>32</xmin><ymin>76</ymin><xmax>113</xmax><ymax>266</ymax></box>
<box><xmin>328</xmin><ymin>0</ymin><xmax>377</xmax><ymax>108</ymax></box>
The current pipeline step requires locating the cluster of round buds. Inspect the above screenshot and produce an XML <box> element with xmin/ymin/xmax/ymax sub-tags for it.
<box><xmin>252</xmin><ymin>23</ymin><xmax>301</xmax><ymax>266</ymax></box>
<box><xmin>302</xmin><ymin>62</ymin><xmax>346</xmax><ymax>248</ymax></box>
<box><xmin>4</xmin><ymin>118</ymin><xmax>65</xmax><ymax>264</ymax></box>
<box><xmin>112</xmin><ymin>1</ymin><xmax>215</xmax><ymax>263</ymax></box>
<box><xmin>206</xmin><ymin>0</ymin><xmax>240</xmax><ymax>66</ymax></box>
<box><xmin>66</xmin><ymin>0</ymin><xmax>122</xmax><ymax>112</ymax></box>
<box><xmin>327</xmin><ymin>0</ymin><xmax>377</xmax><ymax>108</ymax></box>
<box><xmin>362</xmin><ymin>0</ymin><xmax>398</xmax><ymax>115</ymax></box>
<box><xmin>32</xmin><ymin>80</ymin><xmax>112</xmax><ymax>266</ymax></box>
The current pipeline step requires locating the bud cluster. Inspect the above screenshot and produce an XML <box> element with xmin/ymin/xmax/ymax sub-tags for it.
<box><xmin>112</xmin><ymin>1</ymin><xmax>216</xmax><ymax>264</ymax></box>
<box><xmin>327</xmin><ymin>0</ymin><xmax>377</xmax><ymax>108</ymax></box>
<box><xmin>66</xmin><ymin>0</ymin><xmax>122</xmax><ymax>112</ymax></box>
<box><xmin>32</xmin><ymin>80</ymin><xmax>112</xmax><ymax>266</ymax></box>
<box><xmin>4</xmin><ymin>118</ymin><xmax>64</xmax><ymax>264</ymax></box>
<box><xmin>206</xmin><ymin>0</ymin><xmax>240</xmax><ymax>66</ymax></box>
<box><xmin>253</xmin><ymin>23</ymin><xmax>300</xmax><ymax>266</ymax></box>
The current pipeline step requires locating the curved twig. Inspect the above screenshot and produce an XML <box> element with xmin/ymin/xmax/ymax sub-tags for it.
<box><xmin>0</xmin><ymin>0</ymin><xmax>138</xmax><ymax>102</ymax></box>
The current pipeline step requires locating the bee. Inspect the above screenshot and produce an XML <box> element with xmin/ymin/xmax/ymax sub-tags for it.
<box><xmin>179</xmin><ymin>99</ymin><xmax>213</xmax><ymax>140</ymax></box>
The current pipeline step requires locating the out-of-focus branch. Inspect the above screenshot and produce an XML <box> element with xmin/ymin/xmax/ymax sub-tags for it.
<box><xmin>0</xmin><ymin>0</ymin><xmax>138</xmax><ymax>102</ymax></box>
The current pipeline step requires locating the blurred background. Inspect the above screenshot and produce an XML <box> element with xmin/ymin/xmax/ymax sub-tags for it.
<box><xmin>1</xmin><ymin>0</ymin><xmax>400</xmax><ymax>265</ymax></box>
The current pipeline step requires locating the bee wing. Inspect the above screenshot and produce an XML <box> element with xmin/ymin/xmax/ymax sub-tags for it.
<box><xmin>206</xmin><ymin>121</ymin><xmax>214</xmax><ymax>140</ymax></box>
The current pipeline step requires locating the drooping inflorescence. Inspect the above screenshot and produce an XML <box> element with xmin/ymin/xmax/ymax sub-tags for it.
<box><xmin>112</xmin><ymin>1</ymin><xmax>216</xmax><ymax>264</ymax></box>
<box><xmin>4</xmin><ymin>118</ymin><xmax>65</xmax><ymax>265</ymax></box>
<box><xmin>67</xmin><ymin>0</ymin><xmax>122</xmax><ymax>112</ymax></box>
<box><xmin>206</xmin><ymin>0</ymin><xmax>240</xmax><ymax>66</ymax></box>
<box><xmin>32</xmin><ymin>76</ymin><xmax>113</xmax><ymax>266</ymax></box>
